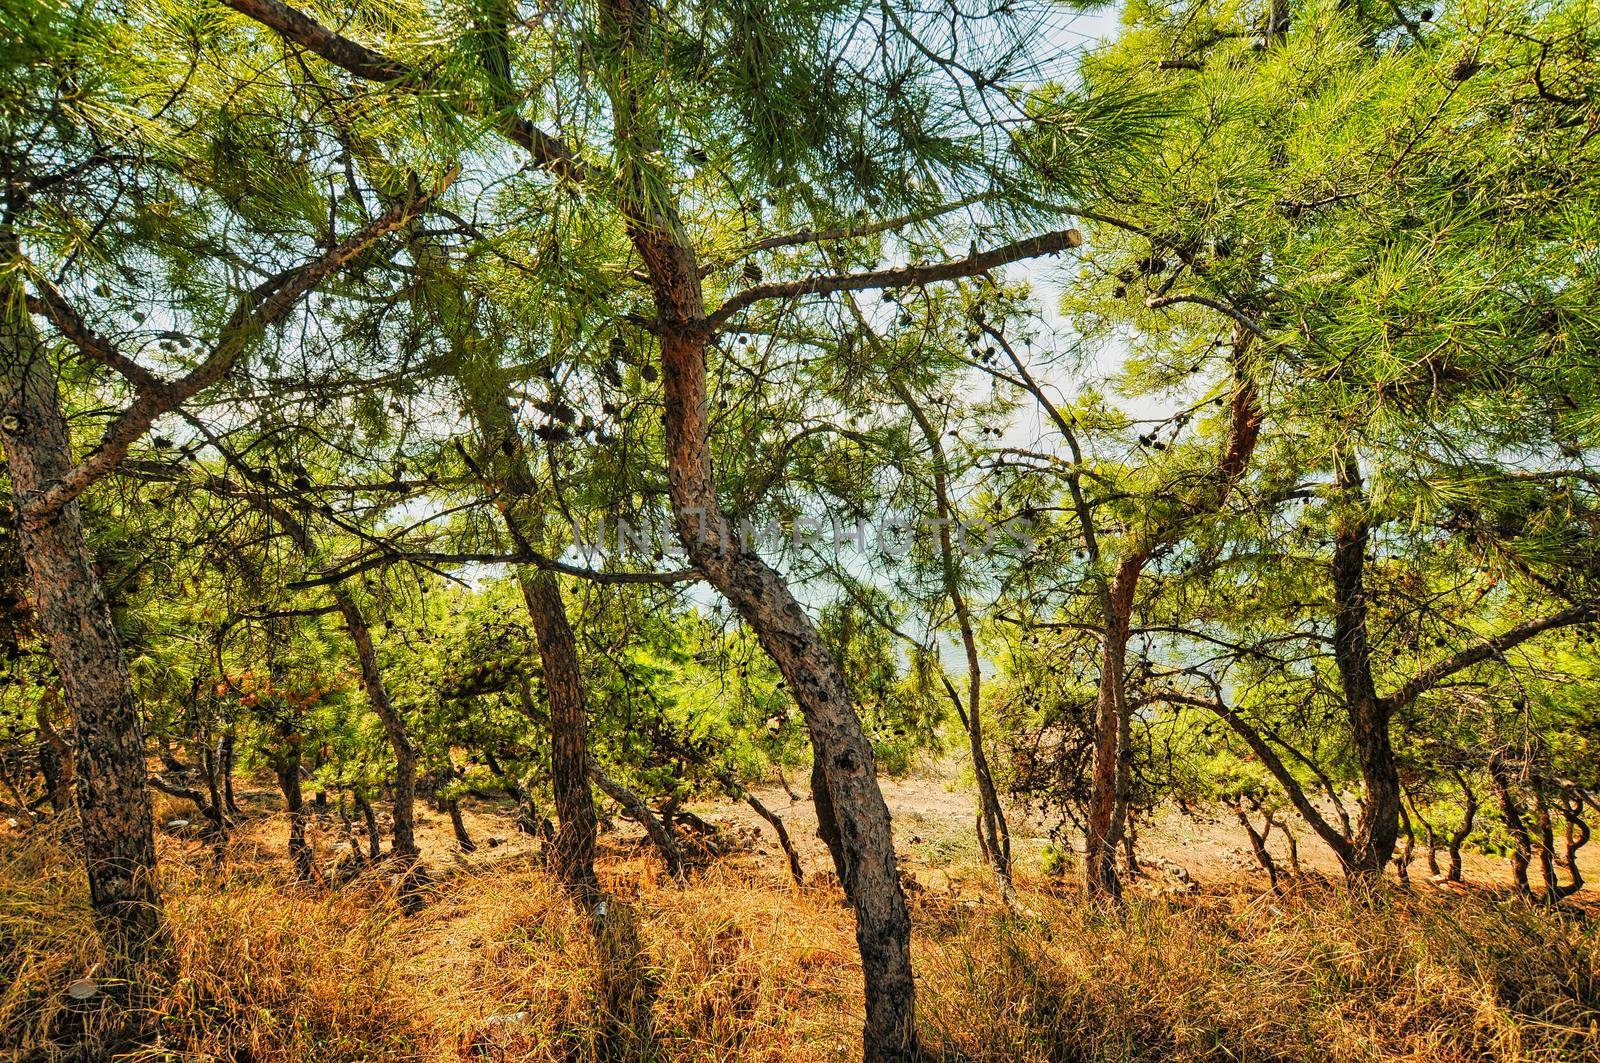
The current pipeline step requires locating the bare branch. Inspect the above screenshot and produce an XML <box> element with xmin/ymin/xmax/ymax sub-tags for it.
<box><xmin>704</xmin><ymin>227</ymin><xmax>1083</xmax><ymax>333</ymax></box>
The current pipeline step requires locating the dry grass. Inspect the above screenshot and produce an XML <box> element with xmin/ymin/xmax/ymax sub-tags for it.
<box><xmin>3</xmin><ymin>815</ymin><xmax>1598</xmax><ymax>1063</ymax></box>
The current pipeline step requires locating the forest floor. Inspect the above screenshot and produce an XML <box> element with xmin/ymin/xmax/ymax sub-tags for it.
<box><xmin>5</xmin><ymin>763</ymin><xmax>1600</xmax><ymax>1061</ymax></box>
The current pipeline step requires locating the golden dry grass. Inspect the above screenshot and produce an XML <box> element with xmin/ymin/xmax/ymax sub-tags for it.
<box><xmin>3</xmin><ymin>812</ymin><xmax>1598</xmax><ymax>1063</ymax></box>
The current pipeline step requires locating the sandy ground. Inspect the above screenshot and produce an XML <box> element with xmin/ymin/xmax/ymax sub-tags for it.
<box><xmin>140</xmin><ymin>759</ymin><xmax>1598</xmax><ymax>905</ymax></box>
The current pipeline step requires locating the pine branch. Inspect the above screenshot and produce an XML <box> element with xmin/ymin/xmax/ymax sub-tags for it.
<box><xmin>217</xmin><ymin>0</ymin><xmax>588</xmax><ymax>182</ymax></box>
<box><xmin>22</xmin><ymin>175</ymin><xmax>452</xmax><ymax>527</ymax></box>
<box><xmin>703</xmin><ymin>227</ymin><xmax>1083</xmax><ymax>333</ymax></box>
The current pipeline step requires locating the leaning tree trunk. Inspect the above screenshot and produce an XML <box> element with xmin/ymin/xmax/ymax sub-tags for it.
<box><xmin>334</xmin><ymin>591</ymin><xmax>417</xmax><ymax>861</ymax></box>
<box><xmin>600</xmin><ymin>3</ymin><xmax>916</xmax><ymax>1051</ymax></box>
<box><xmin>0</xmin><ymin>276</ymin><xmax>168</xmax><ymax>968</ymax></box>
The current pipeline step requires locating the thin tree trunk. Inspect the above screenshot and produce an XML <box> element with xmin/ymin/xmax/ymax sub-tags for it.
<box><xmin>1236</xmin><ymin>800</ymin><xmax>1280</xmax><ymax>891</ymax></box>
<box><xmin>221</xmin><ymin>729</ymin><xmax>239</xmax><ymax>816</ymax></box>
<box><xmin>746</xmin><ymin>792</ymin><xmax>804</xmax><ymax>887</ymax></box>
<box><xmin>1555</xmin><ymin>792</ymin><xmax>1588</xmax><ymax>901</ymax></box>
<box><xmin>1489</xmin><ymin>755</ymin><xmax>1533</xmax><ymax>895</ymax></box>
<box><xmin>273</xmin><ymin>724</ymin><xmax>313</xmax><ymax>881</ymax></box>
<box><xmin>0</xmin><ymin>275</ymin><xmax>168</xmax><ymax>967</ymax></box>
<box><xmin>895</xmin><ymin>382</ymin><xmax>1013</xmax><ymax>894</ymax></box>
<box><xmin>520</xmin><ymin>569</ymin><xmax>600</xmax><ymax>899</ymax></box>
<box><xmin>354</xmin><ymin>790</ymin><xmax>382</xmax><ymax>861</ymax></box>
<box><xmin>1086</xmin><ymin>556</ymin><xmax>1143</xmax><ymax>898</ymax></box>
<box><xmin>447</xmin><ymin>797</ymin><xmax>477</xmax><ymax>853</ymax></box>
<box><xmin>334</xmin><ymin>592</ymin><xmax>418</xmax><ymax>860</ymax></box>
<box><xmin>1447</xmin><ymin>771</ymin><xmax>1476</xmax><ymax>883</ymax></box>
<box><xmin>590</xmin><ymin>759</ymin><xmax>683</xmax><ymax>881</ymax></box>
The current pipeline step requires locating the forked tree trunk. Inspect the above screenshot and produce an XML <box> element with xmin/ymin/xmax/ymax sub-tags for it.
<box><xmin>590</xmin><ymin>761</ymin><xmax>684</xmax><ymax>881</ymax></box>
<box><xmin>0</xmin><ymin>277</ymin><xmax>168</xmax><ymax>967</ymax></box>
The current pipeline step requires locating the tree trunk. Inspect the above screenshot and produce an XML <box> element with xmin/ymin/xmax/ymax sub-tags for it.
<box><xmin>0</xmin><ymin>277</ymin><xmax>168</xmax><ymax>966</ymax></box>
<box><xmin>746</xmin><ymin>792</ymin><xmax>804</xmax><ymax>887</ymax></box>
<box><xmin>1447</xmin><ymin>771</ymin><xmax>1476</xmax><ymax>883</ymax></box>
<box><xmin>1236</xmin><ymin>801</ymin><xmax>1280</xmax><ymax>890</ymax></box>
<box><xmin>1086</xmin><ymin>555</ymin><xmax>1143</xmax><ymax>898</ymax></box>
<box><xmin>221</xmin><ymin>728</ymin><xmax>240</xmax><ymax>816</ymax></box>
<box><xmin>896</xmin><ymin>382</ymin><xmax>1013</xmax><ymax>894</ymax></box>
<box><xmin>354</xmin><ymin>790</ymin><xmax>382</xmax><ymax>861</ymax></box>
<box><xmin>447</xmin><ymin>796</ymin><xmax>477</xmax><ymax>853</ymax></box>
<box><xmin>334</xmin><ymin>592</ymin><xmax>417</xmax><ymax>861</ymax></box>
<box><xmin>600</xmin><ymin>0</ymin><xmax>917</xmax><ymax>1047</ymax></box>
<box><xmin>1331</xmin><ymin>452</ymin><xmax>1400</xmax><ymax>876</ymax></box>
<box><xmin>519</xmin><ymin>569</ymin><xmax>600</xmax><ymax>900</ymax></box>
<box><xmin>1555</xmin><ymin>792</ymin><xmax>1588</xmax><ymax>902</ymax></box>
<box><xmin>811</xmin><ymin>749</ymin><xmax>850</xmax><ymax>887</ymax></box>
<box><xmin>1489</xmin><ymin>755</ymin><xmax>1533</xmax><ymax>895</ymax></box>
<box><xmin>272</xmin><ymin>723</ymin><xmax>313</xmax><ymax>880</ymax></box>
<box><xmin>590</xmin><ymin>761</ymin><xmax>683</xmax><ymax>881</ymax></box>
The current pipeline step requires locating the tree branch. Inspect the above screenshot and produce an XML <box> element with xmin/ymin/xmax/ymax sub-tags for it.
<box><xmin>22</xmin><ymin>174</ymin><xmax>452</xmax><ymax>527</ymax></box>
<box><xmin>703</xmin><ymin>227</ymin><xmax>1082</xmax><ymax>332</ymax></box>
<box><xmin>1384</xmin><ymin>603</ymin><xmax>1598</xmax><ymax>712</ymax></box>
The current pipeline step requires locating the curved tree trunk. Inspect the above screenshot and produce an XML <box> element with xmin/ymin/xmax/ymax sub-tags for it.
<box><xmin>746</xmin><ymin>792</ymin><xmax>804</xmax><ymax>887</ymax></box>
<box><xmin>1446</xmin><ymin>770</ymin><xmax>1477</xmax><ymax>882</ymax></box>
<box><xmin>1489</xmin><ymin>755</ymin><xmax>1533</xmax><ymax>895</ymax></box>
<box><xmin>0</xmin><ymin>278</ymin><xmax>168</xmax><ymax>968</ymax></box>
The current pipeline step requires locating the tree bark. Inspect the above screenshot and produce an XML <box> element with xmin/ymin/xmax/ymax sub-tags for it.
<box><xmin>518</xmin><ymin>569</ymin><xmax>600</xmax><ymax>900</ymax></box>
<box><xmin>810</xmin><ymin>752</ymin><xmax>851</xmax><ymax>887</ymax></box>
<box><xmin>1489</xmin><ymin>754</ymin><xmax>1533</xmax><ymax>895</ymax></box>
<box><xmin>746</xmin><ymin>792</ymin><xmax>804</xmax><ymax>887</ymax></box>
<box><xmin>590</xmin><ymin>760</ymin><xmax>683</xmax><ymax>881</ymax></box>
<box><xmin>0</xmin><ymin>275</ymin><xmax>168</xmax><ymax>966</ymax></box>
<box><xmin>334</xmin><ymin>592</ymin><xmax>417</xmax><ymax>860</ymax></box>
<box><xmin>1085</xmin><ymin>555</ymin><xmax>1143</xmax><ymax>897</ymax></box>
<box><xmin>1331</xmin><ymin>451</ymin><xmax>1401</xmax><ymax>876</ymax></box>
